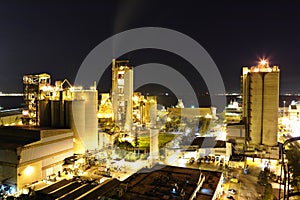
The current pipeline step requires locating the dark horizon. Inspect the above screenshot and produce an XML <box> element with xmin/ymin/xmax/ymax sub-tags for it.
<box><xmin>0</xmin><ymin>93</ymin><xmax>299</xmax><ymax>110</ymax></box>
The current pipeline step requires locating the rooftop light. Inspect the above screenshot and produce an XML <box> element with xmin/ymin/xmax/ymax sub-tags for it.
<box><xmin>259</xmin><ymin>58</ymin><xmax>268</xmax><ymax>66</ymax></box>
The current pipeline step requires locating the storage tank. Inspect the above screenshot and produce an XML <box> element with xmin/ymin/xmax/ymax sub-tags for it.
<box><xmin>249</xmin><ymin>73</ymin><xmax>263</xmax><ymax>145</ymax></box>
<box><xmin>83</xmin><ymin>90</ymin><xmax>98</xmax><ymax>151</ymax></box>
<box><xmin>262</xmin><ymin>72</ymin><xmax>279</xmax><ymax>146</ymax></box>
<box><xmin>39</xmin><ymin>100</ymin><xmax>51</xmax><ymax>127</ymax></box>
<box><xmin>145</xmin><ymin>96</ymin><xmax>157</xmax><ymax>128</ymax></box>
<box><xmin>70</xmin><ymin>89</ymin><xmax>98</xmax><ymax>152</ymax></box>
<box><xmin>69</xmin><ymin>99</ymin><xmax>85</xmax><ymax>154</ymax></box>
<box><xmin>64</xmin><ymin>100</ymin><xmax>72</xmax><ymax>128</ymax></box>
<box><xmin>150</xmin><ymin>128</ymin><xmax>159</xmax><ymax>161</ymax></box>
<box><xmin>50</xmin><ymin>100</ymin><xmax>64</xmax><ymax>128</ymax></box>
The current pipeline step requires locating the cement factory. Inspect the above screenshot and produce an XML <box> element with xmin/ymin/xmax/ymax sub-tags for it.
<box><xmin>1</xmin><ymin>58</ymin><xmax>298</xmax><ymax>200</ymax></box>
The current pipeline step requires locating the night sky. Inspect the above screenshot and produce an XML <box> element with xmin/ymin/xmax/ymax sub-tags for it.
<box><xmin>1</xmin><ymin>1</ymin><xmax>300</xmax><ymax>95</ymax></box>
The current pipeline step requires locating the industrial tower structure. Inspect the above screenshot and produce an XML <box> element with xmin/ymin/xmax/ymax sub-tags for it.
<box><xmin>242</xmin><ymin>59</ymin><xmax>280</xmax><ymax>147</ymax></box>
<box><xmin>23</xmin><ymin>73</ymin><xmax>51</xmax><ymax>125</ymax></box>
<box><xmin>22</xmin><ymin>73</ymin><xmax>98</xmax><ymax>153</ymax></box>
<box><xmin>111</xmin><ymin>59</ymin><xmax>133</xmax><ymax>135</ymax></box>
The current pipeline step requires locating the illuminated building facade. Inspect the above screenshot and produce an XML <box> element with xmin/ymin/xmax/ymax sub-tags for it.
<box><xmin>23</xmin><ymin>73</ymin><xmax>51</xmax><ymax>125</ymax></box>
<box><xmin>111</xmin><ymin>59</ymin><xmax>133</xmax><ymax>135</ymax></box>
<box><xmin>242</xmin><ymin>59</ymin><xmax>280</xmax><ymax>146</ymax></box>
<box><xmin>225</xmin><ymin>101</ymin><xmax>242</xmax><ymax>124</ymax></box>
<box><xmin>23</xmin><ymin>73</ymin><xmax>98</xmax><ymax>153</ymax></box>
<box><xmin>71</xmin><ymin>88</ymin><xmax>98</xmax><ymax>153</ymax></box>
<box><xmin>132</xmin><ymin>92</ymin><xmax>146</xmax><ymax>125</ymax></box>
<box><xmin>98</xmin><ymin>93</ymin><xmax>113</xmax><ymax>120</ymax></box>
<box><xmin>0</xmin><ymin>127</ymin><xmax>73</xmax><ymax>191</ymax></box>
<box><xmin>144</xmin><ymin>96</ymin><xmax>157</xmax><ymax>127</ymax></box>
<box><xmin>280</xmin><ymin>101</ymin><xmax>300</xmax><ymax>137</ymax></box>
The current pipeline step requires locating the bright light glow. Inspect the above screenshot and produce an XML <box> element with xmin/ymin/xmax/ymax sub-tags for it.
<box><xmin>132</xmin><ymin>95</ymin><xmax>139</xmax><ymax>102</ymax></box>
<box><xmin>24</xmin><ymin>165</ymin><xmax>34</xmax><ymax>176</ymax></box>
<box><xmin>205</xmin><ymin>113</ymin><xmax>212</xmax><ymax>119</ymax></box>
<box><xmin>77</xmin><ymin>158</ymin><xmax>85</xmax><ymax>164</ymax></box>
<box><xmin>22</xmin><ymin>110</ymin><xmax>29</xmax><ymax>116</ymax></box>
<box><xmin>9</xmin><ymin>186</ymin><xmax>16</xmax><ymax>194</ymax></box>
<box><xmin>121</xmin><ymin>136</ymin><xmax>134</xmax><ymax>143</ymax></box>
<box><xmin>261</xmin><ymin>159</ymin><xmax>269</xmax><ymax>170</ymax></box>
<box><xmin>259</xmin><ymin>58</ymin><xmax>268</xmax><ymax>66</ymax></box>
<box><xmin>291</xmin><ymin>100</ymin><xmax>297</xmax><ymax>105</ymax></box>
<box><xmin>40</xmin><ymin>85</ymin><xmax>53</xmax><ymax>91</ymax></box>
<box><xmin>0</xmin><ymin>93</ymin><xmax>23</xmax><ymax>96</ymax></box>
<box><xmin>22</xmin><ymin>188</ymin><xmax>30</xmax><ymax>194</ymax></box>
<box><xmin>281</xmin><ymin>117</ymin><xmax>289</xmax><ymax>126</ymax></box>
<box><xmin>253</xmin><ymin>68</ymin><xmax>259</xmax><ymax>72</ymax></box>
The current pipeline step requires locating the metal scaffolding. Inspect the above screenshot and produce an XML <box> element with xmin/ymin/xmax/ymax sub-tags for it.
<box><xmin>22</xmin><ymin>73</ymin><xmax>51</xmax><ymax>125</ymax></box>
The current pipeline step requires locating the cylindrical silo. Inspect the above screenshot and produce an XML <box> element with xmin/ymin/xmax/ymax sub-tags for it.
<box><xmin>249</xmin><ymin>73</ymin><xmax>263</xmax><ymax>145</ymax></box>
<box><xmin>50</xmin><ymin>100</ymin><xmax>64</xmax><ymax>128</ymax></box>
<box><xmin>64</xmin><ymin>100</ymin><xmax>72</xmax><ymax>128</ymax></box>
<box><xmin>70</xmin><ymin>99</ymin><xmax>85</xmax><ymax>154</ymax></box>
<box><xmin>39</xmin><ymin>100</ymin><xmax>51</xmax><ymax>127</ymax></box>
<box><xmin>150</xmin><ymin>128</ymin><xmax>159</xmax><ymax>161</ymax></box>
<box><xmin>262</xmin><ymin>72</ymin><xmax>279</xmax><ymax>146</ymax></box>
<box><xmin>145</xmin><ymin>96</ymin><xmax>157</xmax><ymax>128</ymax></box>
<box><xmin>83</xmin><ymin>90</ymin><xmax>98</xmax><ymax>151</ymax></box>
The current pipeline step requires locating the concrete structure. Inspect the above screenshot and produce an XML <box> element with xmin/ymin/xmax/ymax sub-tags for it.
<box><xmin>72</xmin><ymin>89</ymin><xmax>98</xmax><ymax>153</ymax></box>
<box><xmin>226</xmin><ymin>124</ymin><xmax>245</xmax><ymax>138</ymax></box>
<box><xmin>23</xmin><ymin>73</ymin><xmax>51</xmax><ymax>125</ymax></box>
<box><xmin>241</xmin><ymin>60</ymin><xmax>280</xmax><ymax>146</ymax></box>
<box><xmin>96</xmin><ymin>164</ymin><xmax>222</xmax><ymax>200</ymax></box>
<box><xmin>132</xmin><ymin>92</ymin><xmax>146</xmax><ymax>125</ymax></box>
<box><xmin>279</xmin><ymin>101</ymin><xmax>300</xmax><ymax>136</ymax></box>
<box><xmin>226</xmin><ymin>124</ymin><xmax>246</xmax><ymax>154</ymax></box>
<box><xmin>144</xmin><ymin>96</ymin><xmax>157</xmax><ymax>127</ymax></box>
<box><xmin>97</xmin><ymin>93</ymin><xmax>113</xmax><ymax>120</ymax></box>
<box><xmin>34</xmin><ymin>165</ymin><xmax>223</xmax><ymax>200</ymax></box>
<box><xmin>111</xmin><ymin>59</ymin><xmax>133</xmax><ymax>135</ymax></box>
<box><xmin>22</xmin><ymin>74</ymin><xmax>98</xmax><ymax>154</ymax></box>
<box><xmin>0</xmin><ymin>127</ymin><xmax>73</xmax><ymax>191</ymax></box>
<box><xmin>0</xmin><ymin>109</ymin><xmax>23</xmax><ymax>126</ymax></box>
<box><xmin>189</xmin><ymin>137</ymin><xmax>232</xmax><ymax>164</ymax></box>
<box><xmin>98</xmin><ymin>131</ymin><xmax>114</xmax><ymax>149</ymax></box>
<box><xmin>149</xmin><ymin>128</ymin><xmax>159</xmax><ymax>164</ymax></box>
<box><xmin>37</xmin><ymin>89</ymin><xmax>98</xmax><ymax>154</ymax></box>
<box><xmin>225</xmin><ymin>101</ymin><xmax>242</xmax><ymax>124</ymax></box>
<box><xmin>36</xmin><ymin>178</ymin><xmax>121</xmax><ymax>200</ymax></box>
<box><xmin>167</xmin><ymin>107</ymin><xmax>216</xmax><ymax>119</ymax></box>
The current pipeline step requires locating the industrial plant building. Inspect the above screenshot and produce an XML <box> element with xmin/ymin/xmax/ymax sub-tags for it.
<box><xmin>280</xmin><ymin>101</ymin><xmax>300</xmax><ymax>136</ymax></box>
<box><xmin>35</xmin><ymin>164</ymin><xmax>223</xmax><ymax>200</ymax></box>
<box><xmin>0</xmin><ymin>127</ymin><xmax>73</xmax><ymax>191</ymax></box>
<box><xmin>111</xmin><ymin>59</ymin><xmax>134</xmax><ymax>135</ymax></box>
<box><xmin>0</xmin><ymin>73</ymin><xmax>100</xmax><ymax>192</ymax></box>
<box><xmin>0</xmin><ymin>108</ymin><xmax>23</xmax><ymax>126</ymax></box>
<box><xmin>241</xmin><ymin>59</ymin><xmax>280</xmax><ymax>147</ymax></box>
<box><xmin>22</xmin><ymin>73</ymin><xmax>98</xmax><ymax>153</ymax></box>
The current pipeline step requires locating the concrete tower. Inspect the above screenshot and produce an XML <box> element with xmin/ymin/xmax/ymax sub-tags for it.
<box><xmin>242</xmin><ymin>59</ymin><xmax>280</xmax><ymax>146</ymax></box>
<box><xmin>144</xmin><ymin>96</ymin><xmax>157</xmax><ymax>128</ymax></box>
<box><xmin>72</xmin><ymin>87</ymin><xmax>98</xmax><ymax>153</ymax></box>
<box><xmin>111</xmin><ymin>59</ymin><xmax>133</xmax><ymax>135</ymax></box>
